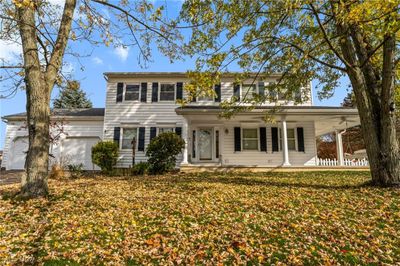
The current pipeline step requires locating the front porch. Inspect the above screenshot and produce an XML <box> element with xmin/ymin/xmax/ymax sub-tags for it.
<box><xmin>176</xmin><ymin>106</ymin><xmax>365</xmax><ymax>169</ymax></box>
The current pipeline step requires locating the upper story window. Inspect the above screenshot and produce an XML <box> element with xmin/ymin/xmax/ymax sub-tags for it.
<box><xmin>160</xmin><ymin>83</ymin><xmax>175</xmax><ymax>101</ymax></box>
<box><xmin>121</xmin><ymin>128</ymin><xmax>137</xmax><ymax>149</ymax></box>
<box><xmin>158</xmin><ymin>127</ymin><xmax>174</xmax><ymax>134</ymax></box>
<box><xmin>242</xmin><ymin>84</ymin><xmax>257</xmax><ymax>100</ymax></box>
<box><xmin>242</xmin><ymin>128</ymin><xmax>258</xmax><ymax>150</ymax></box>
<box><xmin>125</xmin><ymin>84</ymin><xmax>140</xmax><ymax>101</ymax></box>
<box><xmin>279</xmin><ymin>128</ymin><xmax>296</xmax><ymax>151</ymax></box>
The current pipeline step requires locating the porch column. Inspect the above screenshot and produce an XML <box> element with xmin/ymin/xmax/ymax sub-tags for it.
<box><xmin>281</xmin><ymin>117</ymin><xmax>291</xmax><ymax>166</ymax></box>
<box><xmin>336</xmin><ymin>130</ymin><xmax>344</xmax><ymax>166</ymax></box>
<box><xmin>181</xmin><ymin>117</ymin><xmax>189</xmax><ymax>164</ymax></box>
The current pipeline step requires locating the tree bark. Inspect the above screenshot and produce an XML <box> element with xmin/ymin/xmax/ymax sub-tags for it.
<box><xmin>17</xmin><ymin>3</ymin><xmax>50</xmax><ymax>197</ymax></box>
<box><xmin>16</xmin><ymin>0</ymin><xmax>77</xmax><ymax>197</ymax></box>
<box><xmin>337</xmin><ymin>22</ymin><xmax>400</xmax><ymax>186</ymax></box>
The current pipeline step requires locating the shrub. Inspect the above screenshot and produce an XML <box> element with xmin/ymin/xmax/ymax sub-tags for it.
<box><xmin>146</xmin><ymin>132</ymin><xmax>185</xmax><ymax>174</ymax></box>
<box><xmin>91</xmin><ymin>141</ymin><xmax>119</xmax><ymax>174</ymax></box>
<box><xmin>131</xmin><ymin>162</ymin><xmax>149</xmax><ymax>175</ymax></box>
<box><xmin>67</xmin><ymin>163</ymin><xmax>84</xmax><ymax>179</ymax></box>
<box><xmin>49</xmin><ymin>164</ymin><xmax>65</xmax><ymax>179</ymax></box>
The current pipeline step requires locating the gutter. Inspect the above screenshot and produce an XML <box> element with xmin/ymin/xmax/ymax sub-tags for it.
<box><xmin>175</xmin><ymin>107</ymin><xmax>359</xmax><ymax>116</ymax></box>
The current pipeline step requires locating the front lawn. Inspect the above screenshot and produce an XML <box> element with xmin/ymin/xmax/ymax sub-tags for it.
<box><xmin>0</xmin><ymin>171</ymin><xmax>399</xmax><ymax>265</ymax></box>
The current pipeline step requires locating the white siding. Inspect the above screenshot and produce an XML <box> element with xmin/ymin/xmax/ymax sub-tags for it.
<box><xmin>103</xmin><ymin>78</ymin><xmax>186</xmax><ymax>167</ymax></box>
<box><xmin>104</xmin><ymin>76</ymin><xmax>314</xmax><ymax>168</ymax></box>
<box><xmin>187</xmin><ymin>120</ymin><xmax>317</xmax><ymax>167</ymax></box>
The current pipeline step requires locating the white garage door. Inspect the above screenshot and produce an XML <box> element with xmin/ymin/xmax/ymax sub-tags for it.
<box><xmin>62</xmin><ymin>137</ymin><xmax>100</xmax><ymax>170</ymax></box>
<box><xmin>9</xmin><ymin>137</ymin><xmax>28</xmax><ymax>170</ymax></box>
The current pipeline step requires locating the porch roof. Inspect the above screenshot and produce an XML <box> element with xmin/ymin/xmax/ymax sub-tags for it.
<box><xmin>175</xmin><ymin>106</ymin><xmax>360</xmax><ymax>136</ymax></box>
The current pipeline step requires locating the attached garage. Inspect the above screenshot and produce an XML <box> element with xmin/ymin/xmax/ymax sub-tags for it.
<box><xmin>1</xmin><ymin>108</ymin><xmax>105</xmax><ymax>171</ymax></box>
<box><xmin>61</xmin><ymin>137</ymin><xmax>101</xmax><ymax>170</ymax></box>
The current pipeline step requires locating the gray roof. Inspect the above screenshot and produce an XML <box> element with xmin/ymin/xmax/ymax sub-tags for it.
<box><xmin>104</xmin><ymin>72</ymin><xmax>283</xmax><ymax>78</ymax></box>
<box><xmin>176</xmin><ymin>105</ymin><xmax>353</xmax><ymax>110</ymax></box>
<box><xmin>3</xmin><ymin>108</ymin><xmax>105</xmax><ymax>120</ymax></box>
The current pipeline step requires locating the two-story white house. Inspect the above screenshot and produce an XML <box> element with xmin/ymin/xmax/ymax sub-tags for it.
<box><xmin>1</xmin><ymin>72</ymin><xmax>361</xmax><ymax>171</ymax></box>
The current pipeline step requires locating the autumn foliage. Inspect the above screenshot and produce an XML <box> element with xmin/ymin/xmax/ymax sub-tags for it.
<box><xmin>1</xmin><ymin>171</ymin><xmax>399</xmax><ymax>264</ymax></box>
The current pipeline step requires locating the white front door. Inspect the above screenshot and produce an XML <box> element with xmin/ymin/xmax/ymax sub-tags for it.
<box><xmin>198</xmin><ymin>128</ymin><xmax>213</xmax><ymax>160</ymax></box>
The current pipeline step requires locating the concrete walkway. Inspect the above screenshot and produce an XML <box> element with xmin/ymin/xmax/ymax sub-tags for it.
<box><xmin>0</xmin><ymin>171</ymin><xmax>22</xmax><ymax>186</ymax></box>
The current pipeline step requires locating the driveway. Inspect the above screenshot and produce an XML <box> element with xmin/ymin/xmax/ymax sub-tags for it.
<box><xmin>0</xmin><ymin>171</ymin><xmax>23</xmax><ymax>185</ymax></box>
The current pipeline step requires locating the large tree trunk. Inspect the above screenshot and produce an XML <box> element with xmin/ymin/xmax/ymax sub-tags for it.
<box><xmin>22</xmin><ymin>80</ymin><xmax>51</xmax><ymax>196</ymax></box>
<box><xmin>16</xmin><ymin>0</ymin><xmax>77</xmax><ymax>197</ymax></box>
<box><xmin>17</xmin><ymin>4</ymin><xmax>51</xmax><ymax>197</ymax></box>
<box><xmin>353</xmin><ymin>81</ymin><xmax>400</xmax><ymax>186</ymax></box>
<box><xmin>340</xmin><ymin>30</ymin><xmax>400</xmax><ymax>186</ymax></box>
<box><xmin>336</xmin><ymin>18</ymin><xmax>400</xmax><ymax>186</ymax></box>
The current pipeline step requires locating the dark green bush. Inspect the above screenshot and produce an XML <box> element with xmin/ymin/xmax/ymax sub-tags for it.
<box><xmin>67</xmin><ymin>163</ymin><xmax>84</xmax><ymax>179</ymax></box>
<box><xmin>131</xmin><ymin>162</ymin><xmax>149</xmax><ymax>175</ymax></box>
<box><xmin>91</xmin><ymin>141</ymin><xmax>119</xmax><ymax>174</ymax></box>
<box><xmin>146</xmin><ymin>132</ymin><xmax>185</xmax><ymax>174</ymax></box>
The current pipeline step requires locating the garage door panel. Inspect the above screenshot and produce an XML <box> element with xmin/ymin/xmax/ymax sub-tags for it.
<box><xmin>62</xmin><ymin>138</ymin><xmax>100</xmax><ymax>170</ymax></box>
<box><xmin>10</xmin><ymin>137</ymin><xmax>28</xmax><ymax>170</ymax></box>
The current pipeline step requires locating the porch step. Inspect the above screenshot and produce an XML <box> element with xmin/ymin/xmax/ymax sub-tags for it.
<box><xmin>180</xmin><ymin>165</ymin><xmax>370</xmax><ymax>173</ymax></box>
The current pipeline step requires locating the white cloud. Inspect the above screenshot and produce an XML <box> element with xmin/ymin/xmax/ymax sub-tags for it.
<box><xmin>114</xmin><ymin>46</ymin><xmax>129</xmax><ymax>62</ymax></box>
<box><xmin>92</xmin><ymin>56</ymin><xmax>103</xmax><ymax>65</ymax></box>
<box><xmin>0</xmin><ymin>40</ymin><xmax>22</xmax><ymax>63</ymax></box>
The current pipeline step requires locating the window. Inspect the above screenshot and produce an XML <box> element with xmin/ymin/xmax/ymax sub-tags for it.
<box><xmin>279</xmin><ymin>128</ymin><xmax>296</xmax><ymax>151</ymax></box>
<box><xmin>242</xmin><ymin>128</ymin><xmax>258</xmax><ymax>150</ymax></box>
<box><xmin>125</xmin><ymin>84</ymin><xmax>140</xmax><ymax>101</ymax></box>
<box><xmin>242</xmin><ymin>84</ymin><xmax>257</xmax><ymax>100</ymax></box>
<box><xmin>122</xmin><ymin>128</ymin><xmax>137</xmax><ymax>149</ymax></box>
<box><xmin>158</xmin><ymin>127</ymin><xmax>174</xmax><ymax>134</ymax></box>
<box><xmin>198</xmin><ymin>94</ymin><xmax>214</xmax><ymax>102</ymax></box>
<box><xmin>160</xmin><ymin>83</ymin><xmax>175</xmax><ymax>101</ymax></box>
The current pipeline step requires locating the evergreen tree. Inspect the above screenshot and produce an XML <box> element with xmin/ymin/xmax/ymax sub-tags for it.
<box><xmin>53</xmin><ymin>81</ymin><xmax>92</xmax><ymax>109</ymax></box>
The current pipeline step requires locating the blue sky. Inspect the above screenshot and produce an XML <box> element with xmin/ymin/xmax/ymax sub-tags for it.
<box><xmin>0</xmin><ymin>0</ymin><xmax>350</xmax><ymax>149</ymax></box>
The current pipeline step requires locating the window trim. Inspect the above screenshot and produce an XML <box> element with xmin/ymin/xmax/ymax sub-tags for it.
<box><xmin>120</xmin><ymin>127</ymin><xmax>138</xmax><ymax>150</ymax></box>
<box><xmin>158</xmin><ymin>82</ymin><xmax>176</xmax><ymax>102</ymax></box>
<box><xmin>124</xmin><ymin>83</ymin><xmax>141</xmax><ymax>102</ymax></box>
<box><xmin>157</xmin><ymin>127</ymin><xmax>175</xmax><ymax>135</ymax></box>
<box><xmin>241</xmin><ymin>83</ymin><xmax>259</xmax><ymax>100</ymax></box>
<box><xmin>241</xmin><ymin>127</ymin><xmax>259</xmax><ymax>151</ymax></box>
<box><xmin>278</xmin><ymin>128</ymin><xmax>297</xmax><ymax>151</ymax></box>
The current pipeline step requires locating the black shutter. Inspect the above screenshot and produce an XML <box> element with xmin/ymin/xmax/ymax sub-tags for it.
<box><xmin>150</xmin><ymin>127</ymin><xmax>157</xmax><ymax>141</ymax></box>
<box><xmin>140</xmin><ymin>82</ymin><xmax>147</xmax><ymax>102</ymax></box>
<box><xmin>271</xmin><ymin>127</ymin><xmax>279</xmax><ymax>152</ymax></box>
<box><xmin>175</xmin><ymin>127</ymin><xmax>182</xmax><ymax>136</ymax></box>
<box><xmin>297</xmin><ymin>127</ymin><xmax>305</xmax><ymax>152</ymax></box>
<box><xmin>138</xmin><ymin>127</ymin><xmax>145</xmax><ymax>151</ymax></box>
<box><xmin>116</xmin><ymin>83</ymin><xmax>123</xmax><ymax>102</ymax></box>
<box><xmin>176</xmin><ymin>82</ymin><xmax>183</xmax><ymax>100</ymax></box>
<box><xmin>214</xmin><ymin>84</ymin><xmax>221</xmax><ymax>102</ymax></box>
<box><xmin>113</xmin><ymin>127</ymin><xmax>121</xmax><ymax>147</ymax></box>
<box><xmin>260</xmin><ymin>127</ymin><xmax>267</xmax><ymax>152</ymax></box>
<box><xmin>233</xmin><ymin>84</ymin><xmax>240</xmax><ymax>100</ymax></box>
<box><xmin>258</xmin><ymin>81</ymin><xmax>265</xmax><ymax>96</ymax></box>
<box><xmin>234</xmin><ymin>127</ymin><xmax>241</xmax><ymax>152</ymax></box>
<box><xmin>152</xmin><ymin>82</ymin><xmax>158</xmax><ymax>102</ymax></box>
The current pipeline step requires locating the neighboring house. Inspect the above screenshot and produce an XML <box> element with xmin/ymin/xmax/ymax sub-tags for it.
<box><xmin>1</xmin><ymin>72</ymin><xmax>361</xmax><ymax>170</ymax></box>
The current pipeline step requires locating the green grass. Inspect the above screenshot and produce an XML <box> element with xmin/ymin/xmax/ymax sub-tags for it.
<box><xmin>0</xmin><ymin>171</ymin><xmax>399</xmax><ymax>265</ymax></box>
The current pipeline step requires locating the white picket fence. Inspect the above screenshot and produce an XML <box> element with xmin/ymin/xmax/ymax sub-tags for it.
<box><xmin>316</xmin><ymin>158</ymin><xmax>369</xmax><ymax>167</ymax></box>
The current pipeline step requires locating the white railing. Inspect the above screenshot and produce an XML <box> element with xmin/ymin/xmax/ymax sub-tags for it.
<box><xmin>316</xmin><ymin>158</ymin><xmax>369</xmax><ymax>167</ymax></box>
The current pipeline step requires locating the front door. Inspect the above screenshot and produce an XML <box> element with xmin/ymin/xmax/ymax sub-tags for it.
<box><xmin>198</xmin><ymin>128</ymin><xmax>213</xmax><ymax>160</ymax></box>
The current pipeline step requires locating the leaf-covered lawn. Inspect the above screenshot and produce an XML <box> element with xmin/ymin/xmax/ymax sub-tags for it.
<box><xmin>0</xmin><ymin>171</ymin><xmax>399</xmax><ymax>265</ymax></box>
